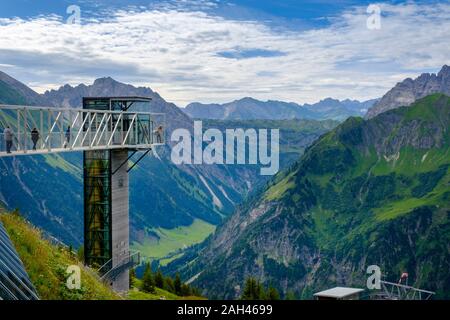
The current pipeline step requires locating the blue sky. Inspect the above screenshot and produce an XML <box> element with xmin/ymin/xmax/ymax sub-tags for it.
<box><xmin>0</xmin><ymin>1</ymin><xmax>373</xmax><ymax>21</ymax></box>
<box><xmin>1</xmin><ymin>0</ymin><xmax>440</xmax><ymax>26</ymax></box>
<box><xmin>0</xmin><ymin>0</ymin><xmax>449</xmax><ymax>106</ymax></box>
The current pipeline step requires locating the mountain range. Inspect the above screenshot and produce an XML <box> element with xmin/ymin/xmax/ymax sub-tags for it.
<box><xmin>2</xmin><ymin>65</ymin><xmax>450</xmax><ymax>299</ymax></box>
<box><xmin>0</xmin><ymin>72</ymin><xmax>335</xmax><ymax>259</ymax></box>
<box><xmin>185</xmin><ymin>97</ymin><xmax>377</xmax><ymax>121</ymax></box>
<box><xmin>167</xmin><ymin>94</ymin><xmax>450</xmax><ymax>299</ymax></box>
<box><xmin>367</xmin><ymin>65</ymin><xmax>450</xmax><ymax>118</ymax></box>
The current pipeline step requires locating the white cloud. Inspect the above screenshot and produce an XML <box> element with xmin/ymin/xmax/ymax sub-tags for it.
<box><xmin>0</xmin><ymin>2</ymin><xmax>449</xmax><ymax>106</ymax></box>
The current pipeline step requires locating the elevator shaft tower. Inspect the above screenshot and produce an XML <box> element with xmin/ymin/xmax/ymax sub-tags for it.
<box><xmin>83</xmin><ymin>97</ymin><xmax>163</xmax><ymax>292</ymax></box>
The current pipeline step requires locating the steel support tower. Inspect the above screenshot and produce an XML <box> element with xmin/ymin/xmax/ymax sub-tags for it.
<box><xmin>83</xmin><ymin>97</ymin><xmax>158</xmax><ymax>292</ymax></box>
<box><xmin>0</xmin><ymin>98</ymin><xmax>165</xmax><ymax>293</ymax></box>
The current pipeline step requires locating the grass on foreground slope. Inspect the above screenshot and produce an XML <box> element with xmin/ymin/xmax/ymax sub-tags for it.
<box><xmin>0</xmin><ymin>211</ymin><xmax>120</xmax><ymax>300</ymax></box>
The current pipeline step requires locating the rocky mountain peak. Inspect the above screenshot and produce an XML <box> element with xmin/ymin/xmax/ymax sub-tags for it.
<box><xmin>93</xmin><ymin>76</ymin><xmax>116</xmax><ymax>85</ymax></box>
<box><xmin>366</xmin><ymin>65</ymin><xmax>450</xmax><ymax>118</ymax></box>
<box><xmin>438</xmin><ymin>64</ymin><xmax>450</xmax><ymax>73</ymax></box>
<box><xmin>237</xmin><ymin>97</ymin><xmax>259</xmax><ymax>104</ymax></box>
<box><xmin>438</xmin><ymin>64</ymin><xmax>450</xmax><ymax>80</ymax></box>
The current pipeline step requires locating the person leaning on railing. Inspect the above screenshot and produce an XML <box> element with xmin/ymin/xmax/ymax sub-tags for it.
<box><xmin>4</xmin><ymin>126</ymin><xmax>13</xmax><ymax>153</ymax></box>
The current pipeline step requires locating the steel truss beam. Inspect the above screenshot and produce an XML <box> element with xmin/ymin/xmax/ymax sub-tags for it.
<box><xmin>0</xmin><ymin>104</ymin><xmax>165</xmax><ymax>157</ymax></box>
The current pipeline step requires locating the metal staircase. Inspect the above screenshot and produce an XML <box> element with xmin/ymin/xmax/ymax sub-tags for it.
<box><xmin>98</xmin><ymin>251</ymin><xmax>141</xmax><ymax>283</ymax></box>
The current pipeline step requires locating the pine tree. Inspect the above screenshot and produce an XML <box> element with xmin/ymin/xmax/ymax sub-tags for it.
<box><xmin>129</xmin><ymin>268</ymin><xmax>136</xmax><ymax>289</ymax></box>
<box><xmin>165</xmin><ymin>277</ymin><xmax>175</xmax><ymax>293</ymax></box>
<box><xmin>155</xmin><ymin>269</ymin><xmax>164</xmax><ymax>289</ymax></box>
<box><xmin>191</xmin><ymin>287</ymin><xmax>202</xmax><ymax>297</ymax></box>
<box><xmin>174</xmin><ymin>273</ymin><xmax>182</xmax><ymax>296</ymax></box>
<box><xmin>241</xmin><ymin>278</ymin><xmax>263</xmax><ymax>300</ymax></box>
<box><xmin>77</xmin><ymin>246</ymin><xmax>84</xmax><ymax>263</ymax></box>
<box><xmin>141</xmin><ymin>263</ymin><xmax>155</xmax><ymax>293</ymax></box>
<box><xmin>285</xmin><ymin>291</ymin><xmax>297</xmax><ymax>300</ymax></box>
<box><xmin>266</xmin><ymin>286</ymin><xmax>280</xmax><ymax>300</ymax></box>
<box><xmin>180</xmin><ymin>284</ymin><xmax>192</xmax><ymax>297</ymax></box>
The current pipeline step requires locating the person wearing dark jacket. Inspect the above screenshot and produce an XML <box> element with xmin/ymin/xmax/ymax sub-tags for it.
<box><xmin>4</xmin><ymin>126</ymin><xmax>13</xmax><ymax>153</ymax></box>
<box><xmin>31</xmin><ymin>128</ymin><xmax>40</xmax><ymax>150</ymax></box>
<box><xmin>155</xmin><ymin>125</ymin><xmax>163</xmax><ymax>144</ymax></box>
<box><xmin>64</xmin><ymin>126</ymin><xmax>71</xmax><ymax>148</ymax></box>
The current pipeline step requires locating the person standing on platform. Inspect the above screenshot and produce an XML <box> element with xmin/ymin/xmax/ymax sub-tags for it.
<box><xmin>31</xmin><ymin>128</ymin><xmax>40</xmax><ymax>150</ymax></box>
<box><xmin>64</xmin><ymin>126</ymin><xmax>71</xmax><ymax>148</ymax></box>
<box><xmin>4</xmin><ymin>126</ymin><xmax>13</xmax><ymax>154</ymax></box>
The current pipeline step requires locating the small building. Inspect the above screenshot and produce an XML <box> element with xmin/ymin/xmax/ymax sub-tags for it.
<box><xmin>314</xmin><ymin>287</ymin><xmax>364</xmax><ymax>300</ymax></box>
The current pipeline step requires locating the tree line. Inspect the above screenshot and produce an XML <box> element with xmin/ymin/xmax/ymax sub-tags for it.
<box><xmin>240</xmin><ymin>277</ymin><xmax>280</xmax><ymax>300</ymax></box>
<box><xmin>131</xmin><ymin>263</ymin><xmax>202</xmax><ymax>297</ymax></box>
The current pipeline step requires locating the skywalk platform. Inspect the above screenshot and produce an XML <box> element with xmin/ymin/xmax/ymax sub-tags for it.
<box><xmin>0</xmin><ymin>103</ymin><xmax>165</xmax><ymax>158</ymax></box>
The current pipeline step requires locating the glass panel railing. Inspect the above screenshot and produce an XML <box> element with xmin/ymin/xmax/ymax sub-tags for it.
<box><xmin>0</xmin><ymin>107</ymin><xmax>165</xmax><ymax>156</ymax></box>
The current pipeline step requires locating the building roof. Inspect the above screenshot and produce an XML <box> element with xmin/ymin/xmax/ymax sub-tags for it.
<box><xmin>313</xmin><ymin>287</ymin><xmax>364</xmax><ymax>299</ymax></box>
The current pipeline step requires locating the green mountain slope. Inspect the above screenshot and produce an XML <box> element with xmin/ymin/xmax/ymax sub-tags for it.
<box><xmin>132</xmin><ymin>119</ymin><xmax>337</xmax><ymax>264</ymax></box>
<box><xmin>168</xmin><ymin>94</ymin><xmax>450</xmax><ymax>299</ymax></box>
<box><xmin>0</xmin><ymin>211</ymin><xmax>120</xmax><ymax>300</ymax></box>
<box><xmin>0</xmin><ymin>210</ymin><xmax>194</xmax><ymax>300</ymax></box>
<box><xmin>0</xmin><ymin>79</ymin><xmax>27</xmax><ymax>105</ymax></box>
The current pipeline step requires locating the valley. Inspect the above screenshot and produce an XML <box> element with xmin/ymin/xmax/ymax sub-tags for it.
<box><xmin>1</xmin><ymin>66</ymin><xmax>450</xmax><ymax>300</ymax></box>
<box><xmin>1</xmin><ymin>0</ymin><xmax>449</xmax><ymax>304</ymax></box>
<box><xmin>0</xmin><ymin>71</ymin><xmax>339</xmax><ymax>264</ymax></box>
<box><xmin>165</xmin><ymin>94</ymin><xmax>450</xmax><ymax>299</ymax></box>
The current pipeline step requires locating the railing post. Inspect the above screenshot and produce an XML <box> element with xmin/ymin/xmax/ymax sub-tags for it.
<box><xmin>68</xmin><ymin>110</ymin><xmax>72</xmax><ymax>149</ymax></box>
<box><xmin>16</xmin><ymin>109</ymin><xmax>20</xmax><ymax>152</ymax></box>
<box><xmin>121</xmin><ymin>113</ymin><xmax>124</xmax><ymax>145</ymax></box>
<box><xmin>40</xmin><ymin>109</ymin><xmax>44</xmax><ymax>150</ymax></box>
<box><xmin>59</xmin><ymin>111</ymin><xmax>63</xmax><ymax>149</ymax></box>
<box><xmin>23</xmin><ymin>107</ymin><xmax>27</xmax><ymax>153</ymax></box>
<box><xmin>47</xmin><ymin>109</ymin><xmax>51</xmax><ymax>152</ymax></box>
<box><xmin>134</xmin><ymin>115</ymin><xmax>138</xmax><ymax>145</ymax></box>
<box><xmin>87</xmin><ymin>112</ymin><xmax>90</xmax><ymax>148</ymax></box>
<box><xmin>69</xmin><ymin>111</ymin><xmax>80</xmax><ymax>149</ymax></box>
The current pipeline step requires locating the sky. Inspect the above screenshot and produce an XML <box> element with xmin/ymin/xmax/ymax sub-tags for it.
<box><xmin>0</xmin><ymin>0</ymin><xmax>449</xmax><ymax>106</ymax></box>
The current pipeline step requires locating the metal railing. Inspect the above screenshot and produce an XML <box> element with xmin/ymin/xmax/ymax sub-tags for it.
<box><xmin>370</xmin><ymin>280</ymin><xmax>436</xmax><ymax>300</ymax></box>
<box><xmin>99</xmin><ymin>251</ymin><xmax>141</xmax><ymax>283</ymax></box>
<box><xmin>0</xmin><ymin>104</ymin><xmax>165</xmax><ymax>157</ymax></box>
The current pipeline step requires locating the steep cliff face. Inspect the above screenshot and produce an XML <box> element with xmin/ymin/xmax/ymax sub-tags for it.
<box><xmin>168</xmin><ymin>94</ymin><xmax>450</xmax><ymax>299</ymax></box>
<box><xmin>366</xmin><ymin>65</ymin><xmax>450</xmax><ymax>118</ymax></box>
